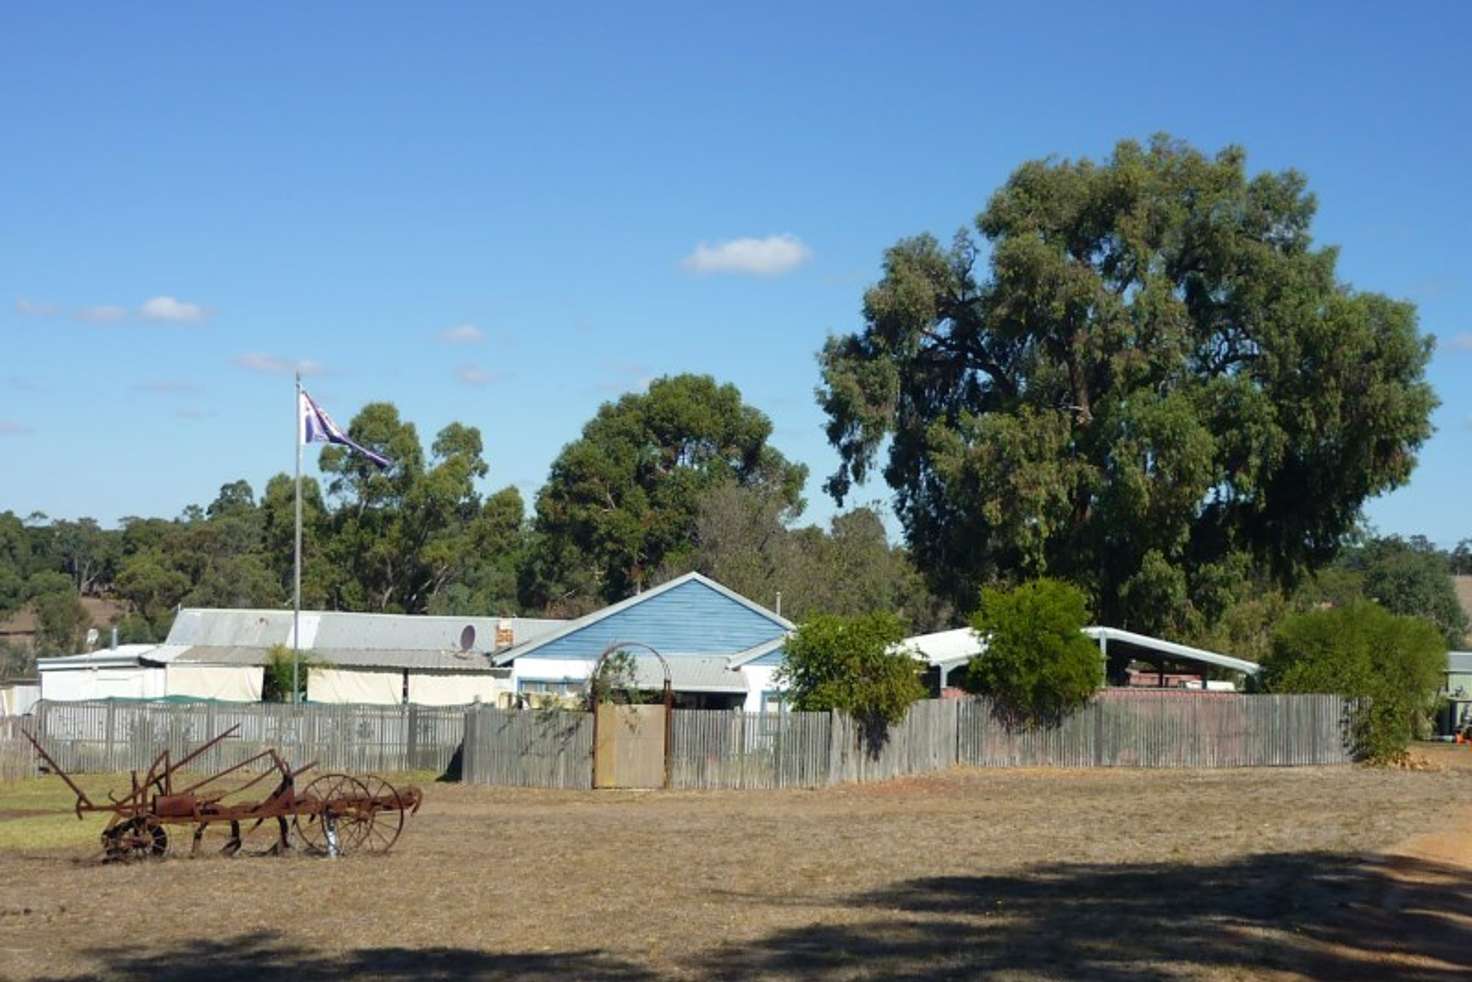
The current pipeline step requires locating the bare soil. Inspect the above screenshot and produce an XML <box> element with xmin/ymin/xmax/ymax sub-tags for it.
<box><xmin>2</xmin><ymin>746</ymin><xmax>1470</xmax><ymax>980</ymax></box>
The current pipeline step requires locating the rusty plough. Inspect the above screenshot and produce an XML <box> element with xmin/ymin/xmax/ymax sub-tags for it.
<box><xmin>22</xmin><ymin>725</ymin><xmax>421</xmax><ymax>861</ymax></box>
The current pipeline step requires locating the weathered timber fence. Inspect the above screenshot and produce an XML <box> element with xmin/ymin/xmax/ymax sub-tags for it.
<box><xmin>11</xmin><ymin>700</ymin><xmax>468</xmax><ymax>777</ymax></box>
<box><xmin>3</xmin><ymin>690</ymin><xmax>1355</xmax><ymax>790</ymax></box>
<box><xmin>959</xmin><ymin>691</ymin><xmax>1354</xmax><ymax>768</ymax></box>
<box><xmin>0</xmin><ymin>717</ymin><xmax>35</xmax><ymax>782</ymax></box>
<box><xmin>461</xmin><ymin>705</ymin><xmax>593</xmax><ymax>790</ymax></box>
<box><xmin>670</xmin><ymin>691</ymin><xmax>1353</xmax><ymax>790</ymax></box>
<box><xmin>669</xmin><ymin>707</ymin><xmax>832</xmax><ymax>789</ymax></box>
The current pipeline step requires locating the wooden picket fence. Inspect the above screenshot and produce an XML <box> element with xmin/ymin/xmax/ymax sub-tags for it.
<box><xmin>668</xmin><ymin>691</ymin><xmax>1353</xmax><ymax>790</ymax></box>
<box><xmin>6</xmin><ymin>699</ymin><xmax>468</xmax><ymax>778</ymax></box>
<box><xmin>461</xmin><ymin>704</ymin><xmax>593</xmax><ymax>790</ymax></box>
<box><xmin>2</xmin><ymin>691</ymin><xmax>1355</xmax><ymax>791</ymax></box>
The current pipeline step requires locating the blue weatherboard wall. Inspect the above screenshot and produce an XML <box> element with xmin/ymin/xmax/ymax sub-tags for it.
<box><xmin>528</xmin><ymin>580</ymin><xmax>786</xmax><ymax>660</ymax></box>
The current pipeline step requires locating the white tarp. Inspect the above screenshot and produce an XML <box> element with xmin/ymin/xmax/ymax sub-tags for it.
<box><xmin>165</xmin><ymin>665</ymin><xmax>262</xmax><ymax>702</ymax></box>
<box><xmin>406</xmin><ymin>672</ymin><xmax>503</xmax><ymax>707</ymax></box>
<box><xmin>40</xmin><ymin>666</ymin><xmax>165</xmax><ymax>701</ymax></box>
<box><xmin>0</xmin><ymin>683</ymin><xmax>39</xmax><ymax>716</ymax></box>
<box><xmin>307</xmin><ymin>667</ymin><xmax>403</xmax><ymax>705</ymax></box>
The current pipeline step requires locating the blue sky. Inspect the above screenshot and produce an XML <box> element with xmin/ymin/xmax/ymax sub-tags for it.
<box><xmin>2</xmin><ymin>2</ymin><xmax>1469</xmax><ymax>547</ymax></box>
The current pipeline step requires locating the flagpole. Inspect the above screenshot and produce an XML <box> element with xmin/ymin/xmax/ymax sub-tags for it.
<box><xmin>293</xmin><ymin>371</ymin><xmax>303</xmax><ymax>704</ymax></box>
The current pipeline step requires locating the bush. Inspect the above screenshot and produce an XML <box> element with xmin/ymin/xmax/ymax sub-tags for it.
<box><xmin>1259</xmin><ymin>601</ymin><xmax>1446</xmax><ymax>762</ymax></box>
<box><xmin>778</xmin><ymin>612</ymin><xmax>926</xmax><ymax>731</ymax></box>
<box><xmin>263</xmin><ymin>643</ymin><xmax>319</xmax><ymax>702</ymax></box>
<box><xmin>964</xmin><ymin>579</ymin><xmax>1102</xmax><ymax>725</ymax></box>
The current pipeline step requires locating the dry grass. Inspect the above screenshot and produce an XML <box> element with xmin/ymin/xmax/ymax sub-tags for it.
<box><xmin>2</xmin><ymin>748</ymin><xmax>1471</xmax><ymax>980</ymax></box>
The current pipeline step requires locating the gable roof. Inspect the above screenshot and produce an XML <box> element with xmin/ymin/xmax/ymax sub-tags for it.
<box><xmin>493</xmin><ymin>572</ymin><xmax>792</xmax><ymax>665</ymax></box>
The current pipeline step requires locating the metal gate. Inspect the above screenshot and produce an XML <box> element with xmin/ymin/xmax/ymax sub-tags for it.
<box><xmin>593</xmin><ymin>704</ymin><xmax>667</xmax><ymax>788</ymax></box>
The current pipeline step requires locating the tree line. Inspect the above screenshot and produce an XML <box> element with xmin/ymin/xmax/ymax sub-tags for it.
<box><xmin>4</xmin><ymin>134</ymin><xmax>1467</xmax><ymax>695</ymax></box>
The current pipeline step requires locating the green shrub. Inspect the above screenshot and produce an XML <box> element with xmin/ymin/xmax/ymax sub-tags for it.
<box><xmin>778</xmin><ymin>612</ymin><xmax>926</xmax><ymax>731</ymax></box>
<box><xmin>964</xmin><ymin>578</ymin><xmax>1102</xmax><ymax>725</ymax></box>
<box><xmin>263</xmin><ymin>643</ymin><xmax>325</xmax><ymax>702</ymax></box>
<box><xmin>1259</xmin><ymin>601</ymin><xmax>1446</xmax><ymax>762</ymax></box>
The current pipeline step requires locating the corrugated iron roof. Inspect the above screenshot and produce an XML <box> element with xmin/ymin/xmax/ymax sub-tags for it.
<box><xmin>1447</xmin><ymin>651</ymin><xmax>1472</xmax><ymax>674</ymax></box>
<box><xmin>37</xmin><ymin>645</ymin><xmax>159</xmax><ymax>670</ymax></box>
<box><xmin>630</xmin><ymin>654</ymin><xmax>748</xmax><ymax>693</ymax></box>
<box><xmin>165</xmin><ymin>608</ymin><xmax>565</xmax><ymax>652</ymax></box>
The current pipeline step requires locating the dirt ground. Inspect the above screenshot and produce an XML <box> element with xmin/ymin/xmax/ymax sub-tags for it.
<box><xmin>1</xmin><ymin>747</ymin><xmax>1470</xmax><ymax>980</ymax></box>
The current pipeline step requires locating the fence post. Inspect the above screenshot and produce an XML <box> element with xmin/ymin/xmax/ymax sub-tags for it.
<box><xmin>407</xmin><ymin>702</ymin><xmax>420</xmax><ymax>771</ymax></box>
<box><xmin>826</xmin><ymin>708</ymin><xmax>840</xmax><ymax>786</ymax></box>
<box><xmin>104</xmin><ymin>700</ymin><xmax>116</xmax><ymax>772</ymax></box>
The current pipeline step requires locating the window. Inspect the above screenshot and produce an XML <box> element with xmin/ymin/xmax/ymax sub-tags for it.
<box><xmin>761</xmin><ymin>689</ymin><xmax>786</xmax><ymax>714</ymax></box>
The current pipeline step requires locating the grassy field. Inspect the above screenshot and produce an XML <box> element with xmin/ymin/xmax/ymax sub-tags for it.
<box><xmin>1</xmin><ymin>749</ymin><xmax>1469</xmax><ymax>980</ymax></box>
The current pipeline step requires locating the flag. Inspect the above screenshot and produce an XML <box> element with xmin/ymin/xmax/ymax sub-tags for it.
<box><xmin>298</xmin><ymin>389</ymin><xmax>393</xmax><ymax>468</ymax></box>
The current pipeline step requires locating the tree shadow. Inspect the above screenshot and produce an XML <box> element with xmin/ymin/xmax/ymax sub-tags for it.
<box><xmin>696</xmin><ymin>851</ymin><xmax>1472</xmax><ymax>979</ymax></box>
<box><xmin>34</xmin><ymin>932</ymin><xmax>654</xmax><ymax>982</ymax></box>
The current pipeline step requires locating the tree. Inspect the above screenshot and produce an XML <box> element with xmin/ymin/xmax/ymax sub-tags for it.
<box><xmin>674</xmin><ymin>482</ymin><xmax>950</xmax><ymax>631</ymax></box>
<box><xmin>33</xmin><ymin>589</ymin><xmax>91</xmax><ymax>655</ymax></box>
<box><xmin>817</xmin><ymin>135</ymin><xmax>1437</xmax><ymax>633</ymax></box>
<box><xmin>777</xmin><ymin>612</ymin><xmax>926</xmax><ymax>740</ymax></box>
<box><xmin>1336</xmin><ymin>536</ymin><xmax>1469</xmax><ymax>647</ymax></box>
<box><xmin>532</xmin><ymin>374</ymin><xmax>807</xmax><ymax>603</ymax></box>
<box><xmin>114</xmin><ymin>554</ymin><xmax>191</xmax><ymax>639</ymax></box>
<box><xmin>963</xmin><ymin>579</ymin><xmax>1102</xmax><ymax>724</ymax></box>
<box><xmin>1260</xmin><ymin>601</ymin><xmax>1445</xmax><ymax>761</ymax></box>
<box><xmin>319</xmin><ymin>405</ymin><xmax>513</xmax><ymax>613</ymax></box>
<box><xmin>1450</xmin><ymin>539</ymin><xmax>1472</xmax><ymax>576</ymax></box>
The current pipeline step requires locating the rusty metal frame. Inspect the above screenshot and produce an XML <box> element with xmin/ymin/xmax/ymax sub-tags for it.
<box><xmin>20</xmin><ymin>725</ymin><xmax>421</xmax><ymax>861</ymax></box>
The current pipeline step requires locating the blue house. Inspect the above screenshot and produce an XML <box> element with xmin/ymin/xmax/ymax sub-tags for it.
<box><xmin>492</xmin><ymin>572</ymin><xmax>793</xmax><ymax>711</ymax></box>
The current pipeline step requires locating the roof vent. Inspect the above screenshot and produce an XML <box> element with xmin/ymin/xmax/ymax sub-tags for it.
<box><xmin>459</xmin><ymin>625</ymin><xmax>476</xmax><ymax>652</ymax></box>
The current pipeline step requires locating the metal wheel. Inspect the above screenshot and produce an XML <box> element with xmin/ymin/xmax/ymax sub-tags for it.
<box><xmin>357</xmin><ymin>775</ymin><xmax>406</xmax><ymax>854</ymax></box>
<box><xmin>293</xmin><ymin>773</ymin><xmax>374</xmax><ymax>856</ymax></box>
<box><xmin>102</xmin><ymin>817</ymin><xmax>168</xmax><ymax>861</ymax></box>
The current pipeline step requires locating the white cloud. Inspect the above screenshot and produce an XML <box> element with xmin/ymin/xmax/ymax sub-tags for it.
<box><xmin>680</xmin><ymin>234</ymin><xmax>812</xmax><ymax>276</ymax></box>
<box><xmin>1445</xmin><ymin>332</ymin><xmax>1472</xmax><ymax>353</ymax></box>
<box><xmin>15</xmin><ymin>298</ymin><xmax>59</xmax><ymax>316</ymax></box>
<box><xmin>75</xmin><ymin>304</ymin><xmax>128</xmax><ymax>323</ymax></box>
<box><xmin>139</xmin><ymin>295</ymin><xmax>209</xmax><ymax>323</ymax></box>
<box><xmin>438</xmin><ymin>323</ymin><xmax>484</xmax><ymax>344</ymax></box>
<box><xmin>455</xmin><ymin>364</ymin><xmax>504</xmax><ymax>386</ymax></box>
<box><xmin>232</xmin><ymin>353</ymin><xmax>323</xmax><ymax>376</ymax></box>
<box><xmin>0</xmin><ymin>420</ymin><xmax>32</xmax><ymax>436</ymax></box>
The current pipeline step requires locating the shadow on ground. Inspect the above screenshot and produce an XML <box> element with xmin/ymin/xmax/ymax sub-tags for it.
<box><xmin>696</xmin><ymin>850</ymin><xmax>1472</xmax><ymax>980</ymax></box>
<box><xmin>34</xmin><ymin>933</ymin><xmax>652</xmax><ymax>981</ymax></box>
<box><xmin>31</xmin><ymin>851</ymin><xmax>1471</xmax><ymax>980</ymax></box>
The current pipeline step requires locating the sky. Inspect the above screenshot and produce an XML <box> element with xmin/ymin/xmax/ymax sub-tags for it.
<box><xmin>2</xmin><ymin>2</ymin><xmax>1469</xmax><ymax>547</ymax></box>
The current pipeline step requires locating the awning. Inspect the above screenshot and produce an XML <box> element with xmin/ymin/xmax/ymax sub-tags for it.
<box><xmin>629</xmin><ymin>655</ymin><xmax>748</xmax><ymax>693</ymax></box>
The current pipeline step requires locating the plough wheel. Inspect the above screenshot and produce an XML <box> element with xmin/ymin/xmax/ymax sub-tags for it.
<box><xmin>294</xmin><ymin>773</ymin><xmax>374</xmax><ymax>856</ymax></box>
<box><xmin>358</xmin><ymin>775</ymin><xmax>406</xmax><ymax>854</ymax></box>
<box><xmin>103</xmin><ymin>817</ymin><xmax>168</xmax><ymax>862</ymax></box>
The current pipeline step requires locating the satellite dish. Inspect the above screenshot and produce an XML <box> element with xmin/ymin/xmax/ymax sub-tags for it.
<box><xmin>85</xmin><ymin>628</ymin><xmax>100</xmax><ymax>650</ymax></box>
<box><xmin>459</xmin><ymin>625</ymin><xmax>476</xmax><ymax>652</ymax></box>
